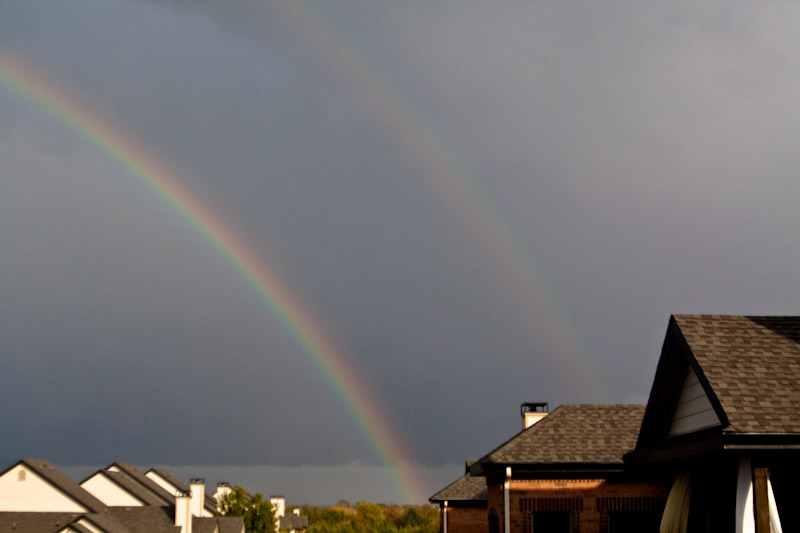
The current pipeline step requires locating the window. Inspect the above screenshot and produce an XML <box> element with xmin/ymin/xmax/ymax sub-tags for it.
<box><xmin>17</xmin><ymin>470</ymin><xmax>26</xmax><ymax>482</ymax></box>
<box><xmin>532</xmin><ymin>512</ymin><xmax>571</xmax><ymax>532</ymax></box>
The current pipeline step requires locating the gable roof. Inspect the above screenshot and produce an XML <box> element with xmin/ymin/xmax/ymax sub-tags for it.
<box><xmin>479</xmin><ymin>405</ymin><xmax>645</xmax><ymax>475</ymax></box>
<box><xmin>633</xmin><ymin>315</ymin><xmax>800</xmax><ymax>461</ymax></box>
<box><xmin>674</xmin><ymin>315</ymin><xmax>800</xmax><ymax>434</ymax></box>
<box><xmin>105</xmin><ymin>464</ymin><xmax>173</xmax><ymax>505</ymax></box>
<box><xmin>106</xmin><ymin>471</ymin><xmax>167</xmax><ymax>506</ymax></box>
<box><xmin>0</xmin><ymin>512</ymin><xmax>85</xmax><ymax>533</ymax></box>
<box><xmin>14</xmin><ymin>460</ymin><xmax>108</xmax><ymax>514</ymax></box>
<box><xmin>280</xmin><ymin>513</ymin><xmax>310</xmax><ymax>531</ymax></box>
<box><xmin>145</xmin><ymin>468</ymin><xmax>218</xmax><ymax>515</ymax></box>
<box><xmin>145</xmin><ymin>468</ymin><xmax>189</xmax><ymax>495</ymax></box>
<box><xmin>105</xmin><ymin>506</ymin><xmax>180</xmax><ymax>532</ymax></box>
<box><xmin>429</xmin><ymin>473</ymin><xmax>487</xmax><ymax>506</ymax></box>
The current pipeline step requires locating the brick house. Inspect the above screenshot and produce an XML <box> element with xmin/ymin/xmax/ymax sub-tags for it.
<box><xmin>430</xmin><ymin>461</ymin><xmax>488</xmax><ymax>533</ymax></box>
<box><xmin>626</xmin><ymin>315</ymin><xmax>800</xmax><ymax>532</ymax></box>
<box><xmin>431</xmin><ymin>314</ymin><xmax>800</xmax><ymax>533</ymax></box>
<box><xmin>476</xmin><ymin>404</ymin><xmax>668</xmax><ymax>533</ymax></box>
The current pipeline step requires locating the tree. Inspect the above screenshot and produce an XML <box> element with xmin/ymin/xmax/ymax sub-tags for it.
<box><xmin>217</xmin><ymin>485</ymin><xmax>277</xmax><ymax>533</ymax></box>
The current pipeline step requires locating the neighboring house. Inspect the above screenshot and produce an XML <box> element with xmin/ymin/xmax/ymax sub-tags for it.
<box><xmin>278</xmin><ymin>511</ymin><xmax>309</xmax><ymax>533</ymax></box>
<box><xmin>432</xmin><ymin>314</ymin><xmax>800</xmax><ymax>533</ymax></box>
<box><xmin>270</xmin><ymin>496</ymin><xmax>309</xmax><ymax>533</ymax></box>
<box><xmin>626</xmin><ymin>314</ymin><xmax>800</xmax><ymax>533</ymax></box>
<box><xmin>429</xmin><ymin>461</ymin><xmax>487</xmax><ymax>533</ymax></box>
<box><xmin>430</xmin><ymin>404</ymin><xmax>668</xmax><ymax>533</ymax></box>
<box><xmin>146</xmin><ymin>468</ymin><xmax>221</xmax><ymax>517</ymax></box>
<box><xmin>0</xmin><ymin>458</ymin><xmax>245</xmax><ymax>533</ymax></box>
<box><xmin>477</xmin><ymin>404</ymin><xmax>668</xmax><ymax>533</ymax></box>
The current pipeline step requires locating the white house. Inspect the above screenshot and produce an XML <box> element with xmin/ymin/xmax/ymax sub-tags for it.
<box><xmin>0</xmin><ymin>458</ymin><xmax>245</xmax><ymax>533</ymax></box>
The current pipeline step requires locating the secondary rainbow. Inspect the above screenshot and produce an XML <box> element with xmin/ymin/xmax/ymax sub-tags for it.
<box><xmin>279</xmin><ymin>1</ymin><xmax>612</xmax><ymax>400</ymax></box>
<box><xmin>0</xmin><ymin>49</ymin><xmax>424</xmax><ymax>504</ymax></box>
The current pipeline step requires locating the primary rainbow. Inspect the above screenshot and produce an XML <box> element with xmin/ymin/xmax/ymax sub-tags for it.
<box><xmin>0</xmin><ymin>50</ymin><xmax>424</xmax><ymax>504</ymax></box>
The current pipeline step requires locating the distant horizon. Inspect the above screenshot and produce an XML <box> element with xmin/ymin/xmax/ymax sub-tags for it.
<box><xmin>56</xmin><ymin>461</ymin><xmax>462</xmax><ymax>507</ymax></box>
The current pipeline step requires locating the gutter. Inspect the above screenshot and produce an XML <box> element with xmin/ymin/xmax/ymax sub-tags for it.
<box><xmin>504</xmin><ymin>467</ymin><xmax>511</xmax><ymax>533</ymax></box>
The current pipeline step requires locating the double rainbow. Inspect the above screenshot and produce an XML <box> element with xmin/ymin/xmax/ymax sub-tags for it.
<box><xmin>2</xmin><ymin>2</ymin><xmax>608</xmax><ymax>504</ymax></box>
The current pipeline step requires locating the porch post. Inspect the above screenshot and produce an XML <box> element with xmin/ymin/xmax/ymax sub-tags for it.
<box><xmin>735</xmin><ymin>457</ymin><xmax>755</xmax><ymax>533</ymax></box>
<box><xmin>753</xmin><ymin>468</ymin><xmax>769</xmax><ymax>533</ymax></box>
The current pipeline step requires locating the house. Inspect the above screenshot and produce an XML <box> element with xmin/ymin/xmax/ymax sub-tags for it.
<box><xmin>270</xmin><ymin>496</ymin><xmax>309</xmax><ymax>533</ymax></box>
<box><xmin>625</xmin><ymin>315</ymin><xmax>800</xmax><ymax>532</ymax></box>
<box><xmin>146</xmin><ymin>468</ymin><xmax>222</xmax><ymax>516</ymax></box>
<box><xmin>432</xmin><ymin>314</ymin><xmax>800</xmax><ymax>533</ymax></box>
<box><xmin>429</xmin><ymin>461</ymin><xmax>487</xmax><ymax>533</ymax></box>
<box><xmin>430</xmin><ymin>403</ymin><xmax>669</xmax><ymax>533</ymax></box>
<box><xmin>478</xmin><ymin>404</ymin><xmax>668</xmax><ymax>533</ymax></box>
<box><xmin>0</xmin><ymin>458</ymin><xmax>245</xmax><ymax>532</ymax></box>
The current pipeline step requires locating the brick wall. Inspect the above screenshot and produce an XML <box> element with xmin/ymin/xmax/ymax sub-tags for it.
<box><xmin>441</xmin><ymin>506</ymin><xmax>489</xmax><ymax>533</ymax></box>
<box><xmin>487</xmin><ymin>478</ymin><xmax>668</xmax><ymax>533</ymax></box>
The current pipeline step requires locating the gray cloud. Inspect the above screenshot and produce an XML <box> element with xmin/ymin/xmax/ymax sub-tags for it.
<box><xmin>2</xmin><ymin>0</ymin><xmax>800</xmax><ymax>502</ymax></box>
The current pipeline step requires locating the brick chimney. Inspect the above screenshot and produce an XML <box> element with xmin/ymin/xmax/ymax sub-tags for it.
<box><xmin>521</xmin><ymin>402</ymin><xmax>548</xmax><ymax>429</ymax></box>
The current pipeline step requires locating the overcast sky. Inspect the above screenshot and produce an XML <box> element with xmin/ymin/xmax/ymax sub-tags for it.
<box><xmin>2</xmin><ymin>0</ymin><xmax>800</xmax><ymax>505</ymax></box>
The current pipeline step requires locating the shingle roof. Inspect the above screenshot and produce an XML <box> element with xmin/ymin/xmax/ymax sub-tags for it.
<box><xmin>484</xmin><ymin>405</ymin><xmax>645</xmax><ymax>466</ymax></box>
<box><xmin>279</xmin><ymin>513</ymin><xmax>309</xmax><ymax>530</ymax></box>
<box><xmin>674</xmin><ymin>315</ymin><xmax>800</xmax><ymax>434</ymax></box>
<box><xmin>105</xmin><ymin>464</ymin><xmax>173</xmax><ymax>505</ymax></box>
<box><xmin>146</xmin><ymin>469</ymin><xmax>190</xmax><ymax>494</ymax></box>
<box><xmin>100</xmin><ymin>471</ymin><xmax>165</xmax><ymax>506</ymax></box>
<box><xmin>18</xmin><ymin>460</ymin><xmax>108</xmax><ymax>514</ymax></box>
<box><xmin>429</xmin><ymin>473</ymin><xmax>487</xmax><ymax>503</ymax></box>
<box><xmin>217</xmin><ymin>516</ymin><xmax>246</xmax><ymax>533</ymax></box>
<box><xmin>192</xmin><ymin>517</ymin><xmax>218</xmax><ymax>533</ymax></box>
<box><xmin>0</xmin><ymin>512</ymin><xmax>84</xmax><ymax>533</ymax></box>
<box><xmin>105</xmin><ymin>506</ymin><xmax>179</xmax><ymax>532</ymax></box>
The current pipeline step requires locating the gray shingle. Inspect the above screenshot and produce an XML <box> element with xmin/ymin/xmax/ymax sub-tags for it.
<box><xmin>0</xmin><ymin>512</ymin><xmax>84</xmax><ymax>533</ymax></box>
<box><xmin>485</xmin><ymin>405</ymin><xmax>645</xmax><ymax>465</ymax></box>
<box><xmin>674</xmin><ymin>315</ymin><xmax>800</xmax><ymax>434</ymax></box>
<box><xmin>429</xmin><ymin>474</ymin><xmax>487</xmax><ymax>503</ymax></box>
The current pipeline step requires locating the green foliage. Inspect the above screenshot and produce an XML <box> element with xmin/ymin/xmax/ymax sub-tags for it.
<box><xmin>301</xmin><ymin>502</ymin><xmax>439</xmax><ymax>533</ymax></box>
<box><xmin>217</xmin><ymin>485</ymin><xmax>277</xmax><ymax>533</ymax></box>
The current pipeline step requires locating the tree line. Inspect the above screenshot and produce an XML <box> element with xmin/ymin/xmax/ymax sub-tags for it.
<box><xmin>218</xmin><ymin>486</ymin><xmax>439</xmax><ymax>533</ymax></box>
<box><xmin>298</xmin><ymin>501</ymin><xmax>439</xmax><ymax>533</ymax></box>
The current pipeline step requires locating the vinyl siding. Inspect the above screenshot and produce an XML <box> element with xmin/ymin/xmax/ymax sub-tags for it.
<box><xmin>667</xmin><ymin>368</ymin><xmax>721</xmax><ymax>437</ymax></box>
<box><xmin>0</xmin><ymin>464</ymin><xmax>88</xmax><ymax>512</ymax></box>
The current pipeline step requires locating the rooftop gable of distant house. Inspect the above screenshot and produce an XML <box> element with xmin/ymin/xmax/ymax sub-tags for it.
<box><xmin>81</xmin><ymin>469</ymin><xmax>167</xmax><ymax>508</ymax></box>
<box><xmin>146</xmin><ymin>468</ymin><xmax>219</xmax><ymax>516</ymax></box>
<box><xmin>104</xmin><ymin>463</ymin><xmax>174</xmax><ymax>505</ymax></box>
<box><xmin>0</xmin><ymin>459</ymin><xmax>108</xmax><ymax>514</ymax></box>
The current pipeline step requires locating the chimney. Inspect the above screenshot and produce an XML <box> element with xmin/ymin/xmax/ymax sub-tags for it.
<box><xmin>215</xmin><ymin>482</ymin><xmax>231</xmax><ymax>511</ymax></box>
<box><xmin>190</xmin><ymin>478</ymin><xmax>205</xmax><ymax>517</ymax></box>
<box><xmin>175</xmin><ymin>490</ymin><xmax>193</xmax><ymax>533</ymax></box>
<box><xmin>270</xmin><ymin>495</ymin><xmax>286</xmax><ymax>518</ymax></box>
<box><xmin>521</xmin><ymin>402</ymin><xmax>548</xmax><ymax>429</ymax></box>
<box><xmin>270</xmin><ymin>496</ymin><xmax>286</xmax><ymax>533</ymax></box>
